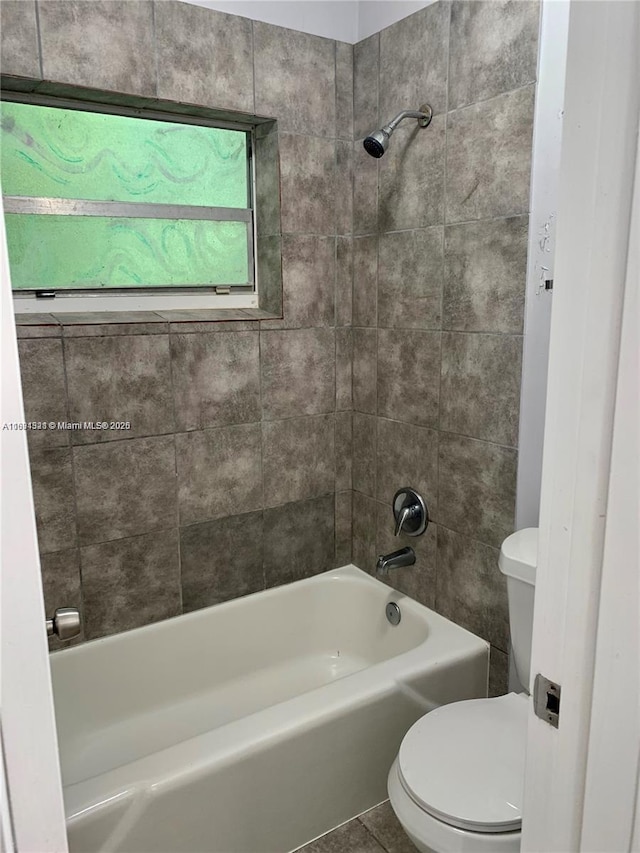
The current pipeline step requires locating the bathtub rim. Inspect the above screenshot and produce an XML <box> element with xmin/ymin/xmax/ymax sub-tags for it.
<box><xmin>50</xmin><ymin>564</ymin><xmax>440</xmax><ymax>659</ymax></box>
<box><xmin>51</xmin><ymin>565</ymin><xmax>490</xmax><ymax>824</ymax></box>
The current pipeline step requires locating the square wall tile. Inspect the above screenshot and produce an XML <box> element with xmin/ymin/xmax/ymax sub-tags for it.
<box><xmin>74</xmin><ymin>435</ymin><xmax>176</xmax><ymax>544</ymax></box>
<box><xmin>440</xmin><ymin>332</ymin><xmax>523</xmax><ymax>446</ymax></box>
<box><xmin>335</xmin><ymin>412</ymin><xmax>352</xmax><ymax>492</ymax></box>
<box><xmin>335</xmin><ymin>41</ymin><xmax>354</xmax><ymax>140</ymax></box>
<box><xmin>263</xmin><ymin>494</ymin><xmax>335</xmax><ymax>587</ymax></box>
<box><xmin>336</xmin><ymin>237</ymin><xmax>353</xmax><ymax>327</ymax></box>
<box><xmin>438</xmin><ymin>432</ymin><xmax>516</xmax><ymax>547</ymax></box>
<box><xmin>18</xmin><ymin>339</ymin><xmax>68</xmax><ymax>449</ymax></box>
<box><xmin>279</xmin><ymin>134</ymin><xmax>336</xmax><ymax>235</ymax></box>
<box><xmin>65</xmin><ymin>335</ymin><xmax>174</xmax><ymax>443</ymax></box>
<box><xmin>262</xmin><ymin>414</ymin><xmax>335</xmax><ymax>507</ymax></box>
<box><xmin>436</xmin><ymin>526</ymin><xmax>508</xmax><ymax>650</ymax></box>
<box><xmin>1</xmin><ymin>0</ymin><xmax>40</xmax><ymax>78</ymax></box>
<box><xmin>376</xmin><ymin>503</ymin><xmax>436</xmax><ymax>609</ymax></box>
<box><xmin>180</xmin><ymin>511</ymin><xmax>263</xmax><ymax>611</ymax></box>
<box><xmin>81</xmin><ymin>529</ymin><xmax>180</xmax><ymax>639</ymax></box>
<box><xmin>379</xmin><ymin>115</ymin><xmax>445</xmax><ymax>232</ymax></box>
<box><xmin>176</xmin><ymin>424</ymin><xmax>262</xmax><ymax>525</ymax></box>
<box><xmin>377</xmin><ymin>330</ymin><xmax>440</xmax><ymax>428</ymax></box>
<box><xmin>352</xmin><ymin>491</ymin><xmax>377</xmax><ymax>573</ymax></box>
<box><xmin>155</xmin><ymin>2</ymin><xmax>253</xmax><ymax>112</ymax></box>
<box><xmin>40</xmin><ymin>549</ymin><xmax>83</xmax><ymax>650</ymax></box>
<box><xmin>378</xmin><ymin>227</ymin><xmax>443</xmax><ymax>330</ymax></box>
<box><xmin>379</xmin><ymin>1</ymin><xmax>449</xmax><ymax>120</ymax></box>
<box><xmin>443</xmin><ymin>216</ymin><xmax>528</xmax><ymax>334</ymax></box>
<box><xmin>254</xmin><ymin>23</ymin><xmax>335</xmax><ymax>136</ymax></box>
<box><xmin>376</xmin><ymin>418</ymin><xmax>438</xmax><ymax>510</ymax></box>
<box><xmin>352</xmin><ymin>328</ymin><xmax>377</xmax><ymax>415</ymax></box>
<box><xmin>336</xmin><ymin>328</ymin><xmax>353</xmax><ymax>412</ymax></box>
<box><xmin>353</xmin><ymin>412</ymin><xmax>376</xmax><ymax>499</ymax></box>
<box><xmin>449</xmin><ymin>0</ymin><xmax>539</xmax><ymax>110</ymax></box>
<box><xmin>260</xmin><ymin>328</ymin><xmax>335</xmax><ymax>420</ymax></box>
<box><xmin>335</xmin><ymin>491</ymin><xmax>352</xmax><ymax>567</ymax></box>
<box><xmin>29</xmin><ymin>448</ymin><xmax>77</xmax><ymax>554</ymax></box>
<box><xmin>354</xmin><ymin>33</ymin><xmax>379</xmax><ymax>140</ymax></box>
<box><xmin>39</xmin><ymin>0</ymin><xmax>156</xmax><ymax>96</ymax></box>
<box><xmin>446</xmin><ymin>86</ymin><xmax>535</xmax><ymax>223</ymax></box>
<box><xmin>352</xmin><ymin>236</ymin><xmax>378</xmax><ymax>327</ymax></box>
<box><xmin>277</xmin><ymin>235</ymin><xmax>335</xmax><ymax>328</ymax></box>
<box><xmin>171</xmin><ymin>332</ymin><xmax>260</xmax><ymax>431</ymax></box>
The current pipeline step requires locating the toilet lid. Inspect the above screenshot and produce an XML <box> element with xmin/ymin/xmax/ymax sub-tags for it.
<box><xmin>397</xmin><ymin>693</ymin><xmax>528</xmax><ymax>833</ymax></box>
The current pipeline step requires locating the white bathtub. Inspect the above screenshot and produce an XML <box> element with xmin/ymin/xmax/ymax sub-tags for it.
<box><xmin>50</xmin><ymin>565</ymin><xmax>488</xmax><ymax>853</ymax></box>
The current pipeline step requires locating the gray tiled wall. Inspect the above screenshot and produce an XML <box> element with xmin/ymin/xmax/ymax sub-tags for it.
<box><xmin>2</xmin><ymin>0</ymin><xmax>354</xmax><ymax>647</ymax></box>
<box><xmin>17</xmin><ymin>318</ymin><xmax>356</xmax><ymax>647</ymax></box>
<box><xmin>4</xmin><ymin>0</ymin><xmax>539</xmax><ymax>691</ymax></box>
<box><xmin>350</xmin><ymin>0</ymin><xmax>539</xmax><ymax>696</ymax></box>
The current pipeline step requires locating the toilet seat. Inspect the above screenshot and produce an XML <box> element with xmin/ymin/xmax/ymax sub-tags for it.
<box><xmin>397</xmin><ymin>692</ymin><xmax>528</xmax><ymax>834</ymax></box>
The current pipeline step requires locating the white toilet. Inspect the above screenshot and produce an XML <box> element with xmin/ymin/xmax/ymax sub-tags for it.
<box><xmin>388</xmin><ymin>527</ymin><xmax>537</xmax><ymax>853</ymax></box>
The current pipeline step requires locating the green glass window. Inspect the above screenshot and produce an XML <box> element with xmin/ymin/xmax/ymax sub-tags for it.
<box><xmin>0</xmin><ymin>100</ymin><xmax>253</xmax><ymax>292</ymax></box>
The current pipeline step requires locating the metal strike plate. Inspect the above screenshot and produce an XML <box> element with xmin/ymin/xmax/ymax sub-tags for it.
<box><xmin>533</xmin><ymin>673</ymin><xmax>561</xmax><ymax>728</ymax></box>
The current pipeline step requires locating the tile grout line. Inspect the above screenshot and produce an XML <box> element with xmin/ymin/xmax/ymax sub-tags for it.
<box><xmin>333</xmin><ymin>285</ymin><xmax>338</xmax><ymax>566</ymax></box>
<box><xmin>351</xmin><ymin>326</ymin><xmax>525</xmax><ymax>339</ymax></box>
<box><xmin>165</xmin><ymin>333</ymin><xmax>183</xmax><ymax>614</ymax></box>
<box><xmin>447</xmin><ymin>79</ymin><xmax>537</xmax><ymax>119</ymax></box>
<box><xmin>150</xmin><ymin>0</ymin><xmax>160</xmax><ymax>100</ymax></box>
<box><xmin>257</xmin><ymin>321</ymin><xmax>268</xmax><ymax>591</ymax></box>
<box><xmin>62</xmin><ymin>408</ymin><xmax>348</xmax><ymax>450</ymax></box>
<box><xmin>350</xmin><ymin>210</ymin><xmax>530</xmax><ymax>237</ymax></box>
<box><xmin>435</xmin><ymin>0</ymin><xmax>454</xmax><ymax>614</ymax></box>
<box><xmin>57</xmin><ymin>335</ymin><xmax>85</xmax><ymax>634</ymax></box>
<box><xmin>347</xmin><ymin>46</ymin><xmax>356</xmax><ymax>568</ymax></box>
<box><xmin>33</xmin><ymin>0</ymin><xmax>44</xmax><ymax>80</ymax></box>
<box><xmin>250</xmin><ymin>18</ymin><xmax>257</xmax><ymax>116</ymax></box>
<box><xmin>372</xmin><ymin>29</ymin><xmax>380</xmax><ymax>520</ymax></box>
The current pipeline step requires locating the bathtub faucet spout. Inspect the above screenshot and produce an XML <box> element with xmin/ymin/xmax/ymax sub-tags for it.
<box><xmin>376</xmin><ymin>547</ymin><xmax>415</xmax><ymax>576</ymax></box>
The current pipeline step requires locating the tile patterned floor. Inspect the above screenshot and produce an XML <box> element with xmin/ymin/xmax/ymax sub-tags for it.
<box><xmin>298</xmin><ymin>800</ymin><xmax>418</xmax><ymax>853</ymax></box>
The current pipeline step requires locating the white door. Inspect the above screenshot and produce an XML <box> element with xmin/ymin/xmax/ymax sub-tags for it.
<box><xmin>521</xmin><ymin>1</ymin><xmax>640</xmax><ymax>850</ymax></box>
<box><xmin>0</xmin><ymin>201</ymin><xmax>68</xmax><ymax>850</ymax></box>
<box><xmin>579</xmin><ymin>125</ymin><xmax>640</xmax><ymax>852</ymax></box>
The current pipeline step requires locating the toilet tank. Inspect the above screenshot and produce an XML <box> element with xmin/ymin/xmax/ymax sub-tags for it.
<box><xmin>499</xmin><ymin>528</ymin><xmax>537</xmax><ymax>693</ymax></box>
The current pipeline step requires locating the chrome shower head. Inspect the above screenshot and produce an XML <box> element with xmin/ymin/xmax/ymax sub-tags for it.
<box><xmin>363</xmin><ymin>128</ymin><xmax>390</xmax><ymax>158</ymax></box>
<box><xmin>363</xmin><ymin>104</ymin><xmax>433</xmax><ymax>158</ymax></box>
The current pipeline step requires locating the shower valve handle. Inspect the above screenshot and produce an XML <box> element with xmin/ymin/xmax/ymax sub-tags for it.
<box><xmin>394</xmin><ymin>504</ymin><xmax>418</xmax><ymax>536</ymax></box>
<box><xmin>392</xmin><ymin>487</ymin><xmax>429</xmax><ymax>538</ymax></box>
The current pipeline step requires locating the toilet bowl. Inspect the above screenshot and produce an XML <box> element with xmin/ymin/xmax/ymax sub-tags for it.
<box><xmin>388</xmin><ymin>528</ymin><xmax>537</xmax><ymax>853</ymax></box>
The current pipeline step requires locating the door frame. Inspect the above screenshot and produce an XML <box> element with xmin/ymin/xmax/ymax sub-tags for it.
<box><xmin>0</xmin><ymin>200</ymin><xmax>68</xmax><ymax>851</ymax></box>
<box><xmin>580</xmin><ymin>125</ymin><xmax>640</xmax><ymax>852</ymax></box>
<box><xmin>521</xmin><ymin>1</ymin><xmax>640</xmax><ymax>850</ymax></box>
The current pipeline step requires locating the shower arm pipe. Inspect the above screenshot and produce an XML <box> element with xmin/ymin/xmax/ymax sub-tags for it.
<box><xmin>383</xmin><ymin>108</ymin><xmax>432</xmax><ymax>134</ymax></box>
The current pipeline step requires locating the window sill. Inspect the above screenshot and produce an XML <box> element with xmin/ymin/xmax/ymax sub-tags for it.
<box><xmin>14</xmin><ymin>308</ymin><xmax>282</xmax><ymax>338</ymax></box>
